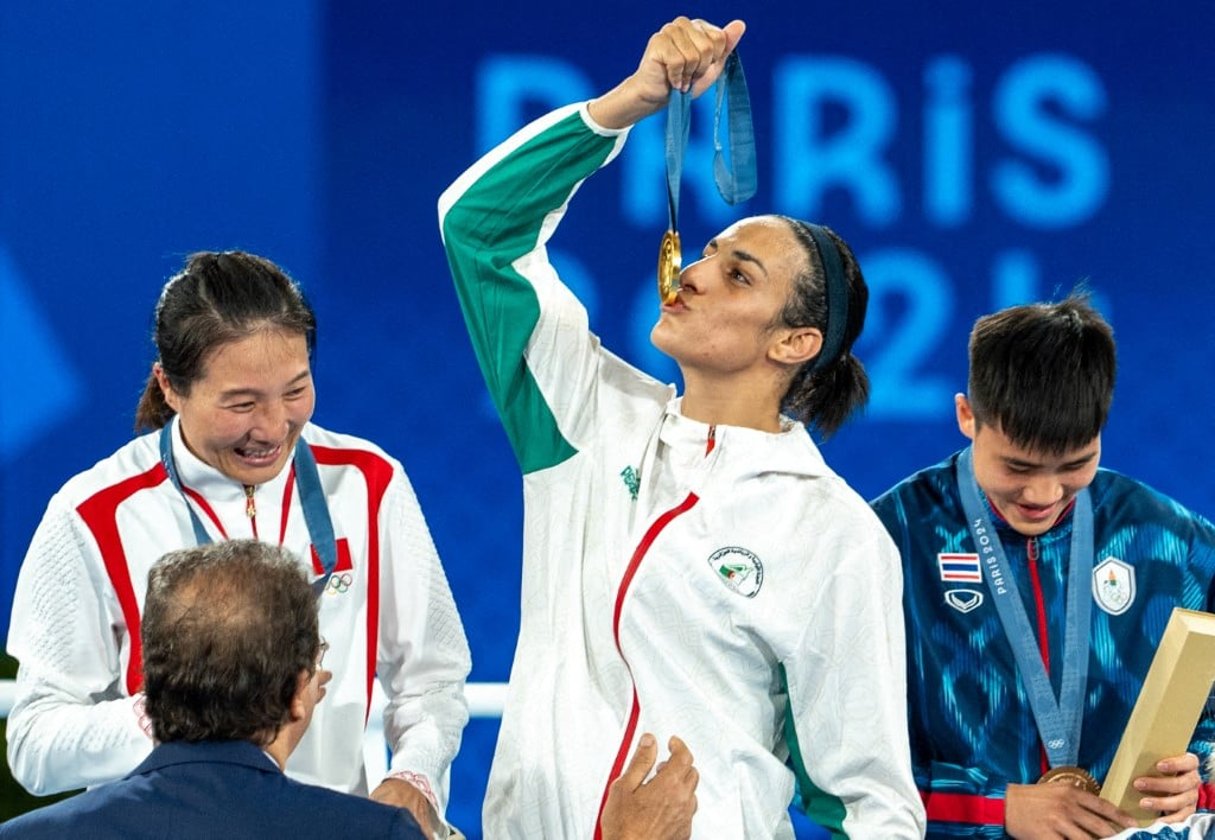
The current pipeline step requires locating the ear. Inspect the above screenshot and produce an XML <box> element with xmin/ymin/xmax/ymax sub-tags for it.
<box><xmin>955</xmin><ymin>393</ymin><xmax>977</xmax><ymax>441</ymax></box>
<box><xmin>152</xmin><ymin>363</ymin><xmax>183</xmax><ymax>414</ymax></box>
<box><xmin>287</xmin><ymin>670</ymin><xmax>311</xmax><ymax>724</ymax></box>
<box><xmin>769</xmin><ymin>326</ymin><xmax>823</xmax><ymax>367</ymax></box>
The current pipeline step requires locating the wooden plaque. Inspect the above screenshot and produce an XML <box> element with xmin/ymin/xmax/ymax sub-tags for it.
<box><xmin>1100</xmin><ymin>608</ymin><xmax>1215</xmax><ymax>824</ymax></box>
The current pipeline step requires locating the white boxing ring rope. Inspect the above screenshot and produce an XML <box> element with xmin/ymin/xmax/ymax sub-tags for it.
<box><xmin>0</xmin><ymin>679</ymin><xmax>508</xmax><ymax>785</ymax></box>
<box><xmin>0</xmin><ymin>680</ymin><xmax>508</xmax><ymax>720</ymax></box>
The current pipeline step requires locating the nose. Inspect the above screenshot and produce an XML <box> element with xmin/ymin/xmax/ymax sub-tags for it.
<box><xmin>1020</xmin><ymin>475</ymin><xmax>1064</xmax><ymax>507</ymax></box>
<box><xmin>251</xmin><ymin>400</ymin><xmax>290</xmax><ymax>438</ymax></box>
<box><xmin>678</xmin><ymin>258</ymin><xmax>707</xmax><ymax>294</ymax></box>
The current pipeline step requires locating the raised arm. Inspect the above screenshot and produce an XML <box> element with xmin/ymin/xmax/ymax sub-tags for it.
<box><xmin>588</xmin><ymin>17</ymin><xmax>744</xmax><ymax>130</ymax></box>
<box><xmin>438</xmin><ymin>17</ymin><xmax>745</xmax><ymax>477</ymax></box>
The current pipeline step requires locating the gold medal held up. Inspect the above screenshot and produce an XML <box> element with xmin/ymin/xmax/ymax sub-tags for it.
<box><xmin>658</xmin><ymin>229</ymin><xmax>682</xmax><ymax>305</ymax></box>
<box><xmin>657</xmin><ymin>52</ymin><xmax>756</xmax><ymax>306</ymax></box>
<box><xmin>659</xmin><ymin>83</ymin><xmax>692</xmax><ymax>308</ymax></box>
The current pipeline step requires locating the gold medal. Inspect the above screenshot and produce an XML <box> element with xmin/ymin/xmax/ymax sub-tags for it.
<box><xmin>1038</xmin><ymin>765</ymin><xmax>1101</xmax><ymax>795</ymax></box>
<box><xmin>658</xmin><ymin>229</ymin><xmax>682</xmax><ymax>305</ymax></box>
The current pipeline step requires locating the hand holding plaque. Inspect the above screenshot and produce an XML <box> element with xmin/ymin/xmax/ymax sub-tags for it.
<box><xmin>1100</xmin><ymin>608</ymin><xmax>1215</xmax><ymax>825</ymax></box>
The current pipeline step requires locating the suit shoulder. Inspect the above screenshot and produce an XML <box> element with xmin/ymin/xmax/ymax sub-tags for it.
<box><xmin>283</xmin><ymin>782</ymin><xmax>425</xmax><ymax>838</ymax></box>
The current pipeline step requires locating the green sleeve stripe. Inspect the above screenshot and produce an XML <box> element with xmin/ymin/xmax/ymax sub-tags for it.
<box><xmin>441</xmin><ymin>110</ymin><xmax>620</xmax><ymax>474</ymax></box>
<box><xmin>780</xmin><ymin>663</ymin><xmax>849</xmax><ymax>837</ymax></box>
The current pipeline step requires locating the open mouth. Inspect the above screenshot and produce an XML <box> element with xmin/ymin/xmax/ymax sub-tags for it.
<box><xmin>233</xmin><ymin>443</ymin><xmax>283</xmax><ymax>467</ymax></box>
<box><xmin>1015</xmin><ymin>502</ymin><xmax>1058</xmax><ymax>522</ymax></box>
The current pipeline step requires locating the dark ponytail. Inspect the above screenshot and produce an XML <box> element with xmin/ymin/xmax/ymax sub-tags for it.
<box><xmin>775</xmin><ymin>218</ymin><xmax>870</xmax><ymax>437</ymax></box>
<box><xmin>135</xmin><ymin>372</ymin><xmax>176</xmax><ymax>431</ymax></box>
<box><xmin>134</xmin><ymin>251</ymin><xmax>317</xmax><ymax>432</ymax></box>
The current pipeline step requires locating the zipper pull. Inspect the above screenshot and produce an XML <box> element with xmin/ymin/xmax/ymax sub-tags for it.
<box><xmin>244</xmin><ymin>485</ymin><xmax>256</xmax><ymax>519</ymax></box>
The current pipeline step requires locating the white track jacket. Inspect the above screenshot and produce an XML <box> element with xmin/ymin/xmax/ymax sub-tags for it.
<box><xmin>7</xmin><ymin>419</ymin><xmax>470</xmax><ymax>812</ymax></box>
<box><xmin>439</xmin><ymin>103</ymin><xmax>923</xmax><ymax>839</ymax></box>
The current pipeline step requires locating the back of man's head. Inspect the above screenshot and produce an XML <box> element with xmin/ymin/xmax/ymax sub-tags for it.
<box><xmin>142</xmin><ymin>540</ymin><xmax>319</xmax><ymax>745</ymax></box>
<box><xmin>967</xmin><ymin>292</ymin><xmax>1116</xmax><ymax>455</ymax></box>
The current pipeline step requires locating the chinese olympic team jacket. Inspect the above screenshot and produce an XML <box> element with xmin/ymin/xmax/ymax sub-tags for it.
<box><xmin>439</xmin><ymin>102</ymin><xmax>925</xmax><ymax>839</ymax></box>
<box><xmin>7</xmin><ymin>419</ymin><xmax>471</xmax><ymax>814</ymax></box>
<box><xmin>872</xmin><ymin>452</ymin><xmax>1215</xmax><ymax>838</ymax></box>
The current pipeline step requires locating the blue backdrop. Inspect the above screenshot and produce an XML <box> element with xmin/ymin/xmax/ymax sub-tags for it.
<box><xmin>2</xmin><ymin>2</ymin><xmax>1213</xmax><ymax>835</ymax></box>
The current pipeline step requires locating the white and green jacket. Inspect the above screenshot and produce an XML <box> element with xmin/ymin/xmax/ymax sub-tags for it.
<box><xmin>439</xmin><ymin>103</ymin><xmax>924</xmax><ymax>839</ymax></box>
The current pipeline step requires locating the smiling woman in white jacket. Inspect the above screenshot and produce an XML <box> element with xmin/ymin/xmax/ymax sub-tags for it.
<box><xmin>439</xmin><ymin>15</ymin><xmax>924</xmax><ymax>840</ymax></box>
<box><xmin>6</xmin><ymin>251</ymin><xmax>470</xmax><ymax>839</ymax></box>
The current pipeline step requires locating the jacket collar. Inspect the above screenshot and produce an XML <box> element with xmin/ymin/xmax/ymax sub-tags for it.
<box><xmin>664</xmin><ymin>399</ymin><xmax>834</xmax><ymax>481</ymax></box>
<box><xmin>168</xmin><ymin>415</ymin><xmax>296</xmax><ymax>503</ymax></box>
<box><xmin>129</xmin><ymin>739</ymin><xmax>280</xmax><ymax>778</ymax></box>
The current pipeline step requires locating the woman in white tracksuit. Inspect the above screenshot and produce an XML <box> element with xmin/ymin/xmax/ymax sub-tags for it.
<box><xmin>6</xmin><ymin>251</ymin><xmax>470</xmax><ymax>838</ymax></box>
<box><xmin>440</xmin><ymin>16</ymin><xmax>924</xmax><ymax>840</ymax></box>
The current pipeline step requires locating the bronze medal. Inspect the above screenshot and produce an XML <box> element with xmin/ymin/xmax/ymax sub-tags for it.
<box><xmin>658</xmin><ymin>229</ymin><xmax>682</xmax><ymax>305</ymax></box>
<box><xmin>1038</xmin><ymin>765</ymin><xmax>1101</xmax><ymax>795</ymax></box>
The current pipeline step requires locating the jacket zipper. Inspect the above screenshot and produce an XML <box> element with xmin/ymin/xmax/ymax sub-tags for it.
<box><xmin>244</xmin><ymin>484</ymin><xmax>258</xmax><ymax>539</ymax></box>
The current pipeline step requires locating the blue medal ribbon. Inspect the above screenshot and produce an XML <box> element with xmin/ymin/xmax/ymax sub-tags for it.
<box><xmin>159</xmin><ymin>422</ymin><xmax>339</xmax><ymax>597</ymax></box>
<box><xmin>711</xmin><ymin>52</ymin><xmax>756</xmax><ymax>205</ymax></box>
<box><xmin>665</xmin><ymin>87</ymin><xmax>691</xmax><ymax>235</ymax></box>
<box><xmin>955</xmin><ymin>445</ymin><xmax>1093</xmax><ymax>768</ymax></box>
<box><xmin>665</xmin><ymin>51</ymin><xmax>757</xmax><ymax>235</ymax></box>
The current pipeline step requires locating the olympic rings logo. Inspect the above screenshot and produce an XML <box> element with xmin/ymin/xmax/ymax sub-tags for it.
<box><xmin>325</xmin><ymin>572</ymin><xmax>354</xmax><ymax>595</ymax></box>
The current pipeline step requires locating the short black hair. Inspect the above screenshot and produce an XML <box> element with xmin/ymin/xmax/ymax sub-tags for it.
<box><xmin>141</xmin><ymin>540</ymin><xmax>319</xmax><ymax>745</ymax></box>
<box><xmin>968</xmin><ymin>292</ymin><xmax>1115</xmax><ymax>454</ymax></box>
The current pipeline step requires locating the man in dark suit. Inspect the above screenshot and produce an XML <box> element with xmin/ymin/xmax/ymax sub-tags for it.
<box><xmin>1</xmin><ymin>540</ymin><xmax>697</xmax><ymax>840</ymax></box>
<box><xmin>0</xmin><ymin>539</ymin><xmax>425</xmax><ymax>839</ymax></box>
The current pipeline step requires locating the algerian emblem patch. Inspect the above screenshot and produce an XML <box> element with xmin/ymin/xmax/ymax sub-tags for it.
<box><xmin>620</xmin><ymin>466</ymin><xmax>640</xmax><ymax>501</ymax></box>
<box><xmin>1092</xmin><ymin>557</ymin><xmax>1135</xmax><ymax>615</ymax></box>
<box><xmin>944</xmin><ymin>589</ymin><xmax>984</xmax><ymax>614</ymax></box>
<box><xmin>708</xmin><ymin>546</ymin><xmax>763</xmax><ymax>598</ymax></box>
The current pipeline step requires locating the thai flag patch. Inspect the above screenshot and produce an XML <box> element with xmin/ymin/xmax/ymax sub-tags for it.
<box><xmin>938</xmin><ymin>553</ymin><xmax>982</xmax><ymax>583</ymax></box>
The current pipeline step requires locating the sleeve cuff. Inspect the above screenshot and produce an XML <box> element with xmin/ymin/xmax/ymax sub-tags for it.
<box><xmin>580</xmin><ymin>101</ymin><xmax>632</xmax><ymax>138</ymax></box>
<box><xmin>384</xmin><ymin>769</ymin><xmax>439</xmax><ymax>812</ymax></box>
<box><xmin>921</xmin><ymin>789</ymin><xmax>1006</xmax><ymax>826</ymax></box>
<box><xmin>1198</xmin><ymin>781</ymin><xmax>1215</xmax><ymax>811</ymax></box>
<box><xmin>132</xmin><ymin>693</ymin><xmax>154</xmax><ymax>739</ymax></box>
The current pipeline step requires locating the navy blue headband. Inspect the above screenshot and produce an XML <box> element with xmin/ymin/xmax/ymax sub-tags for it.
<box><xmin>804</xmin><ymin>223</ymin><xmax>849</xmax><ymax>373</ymax></box>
